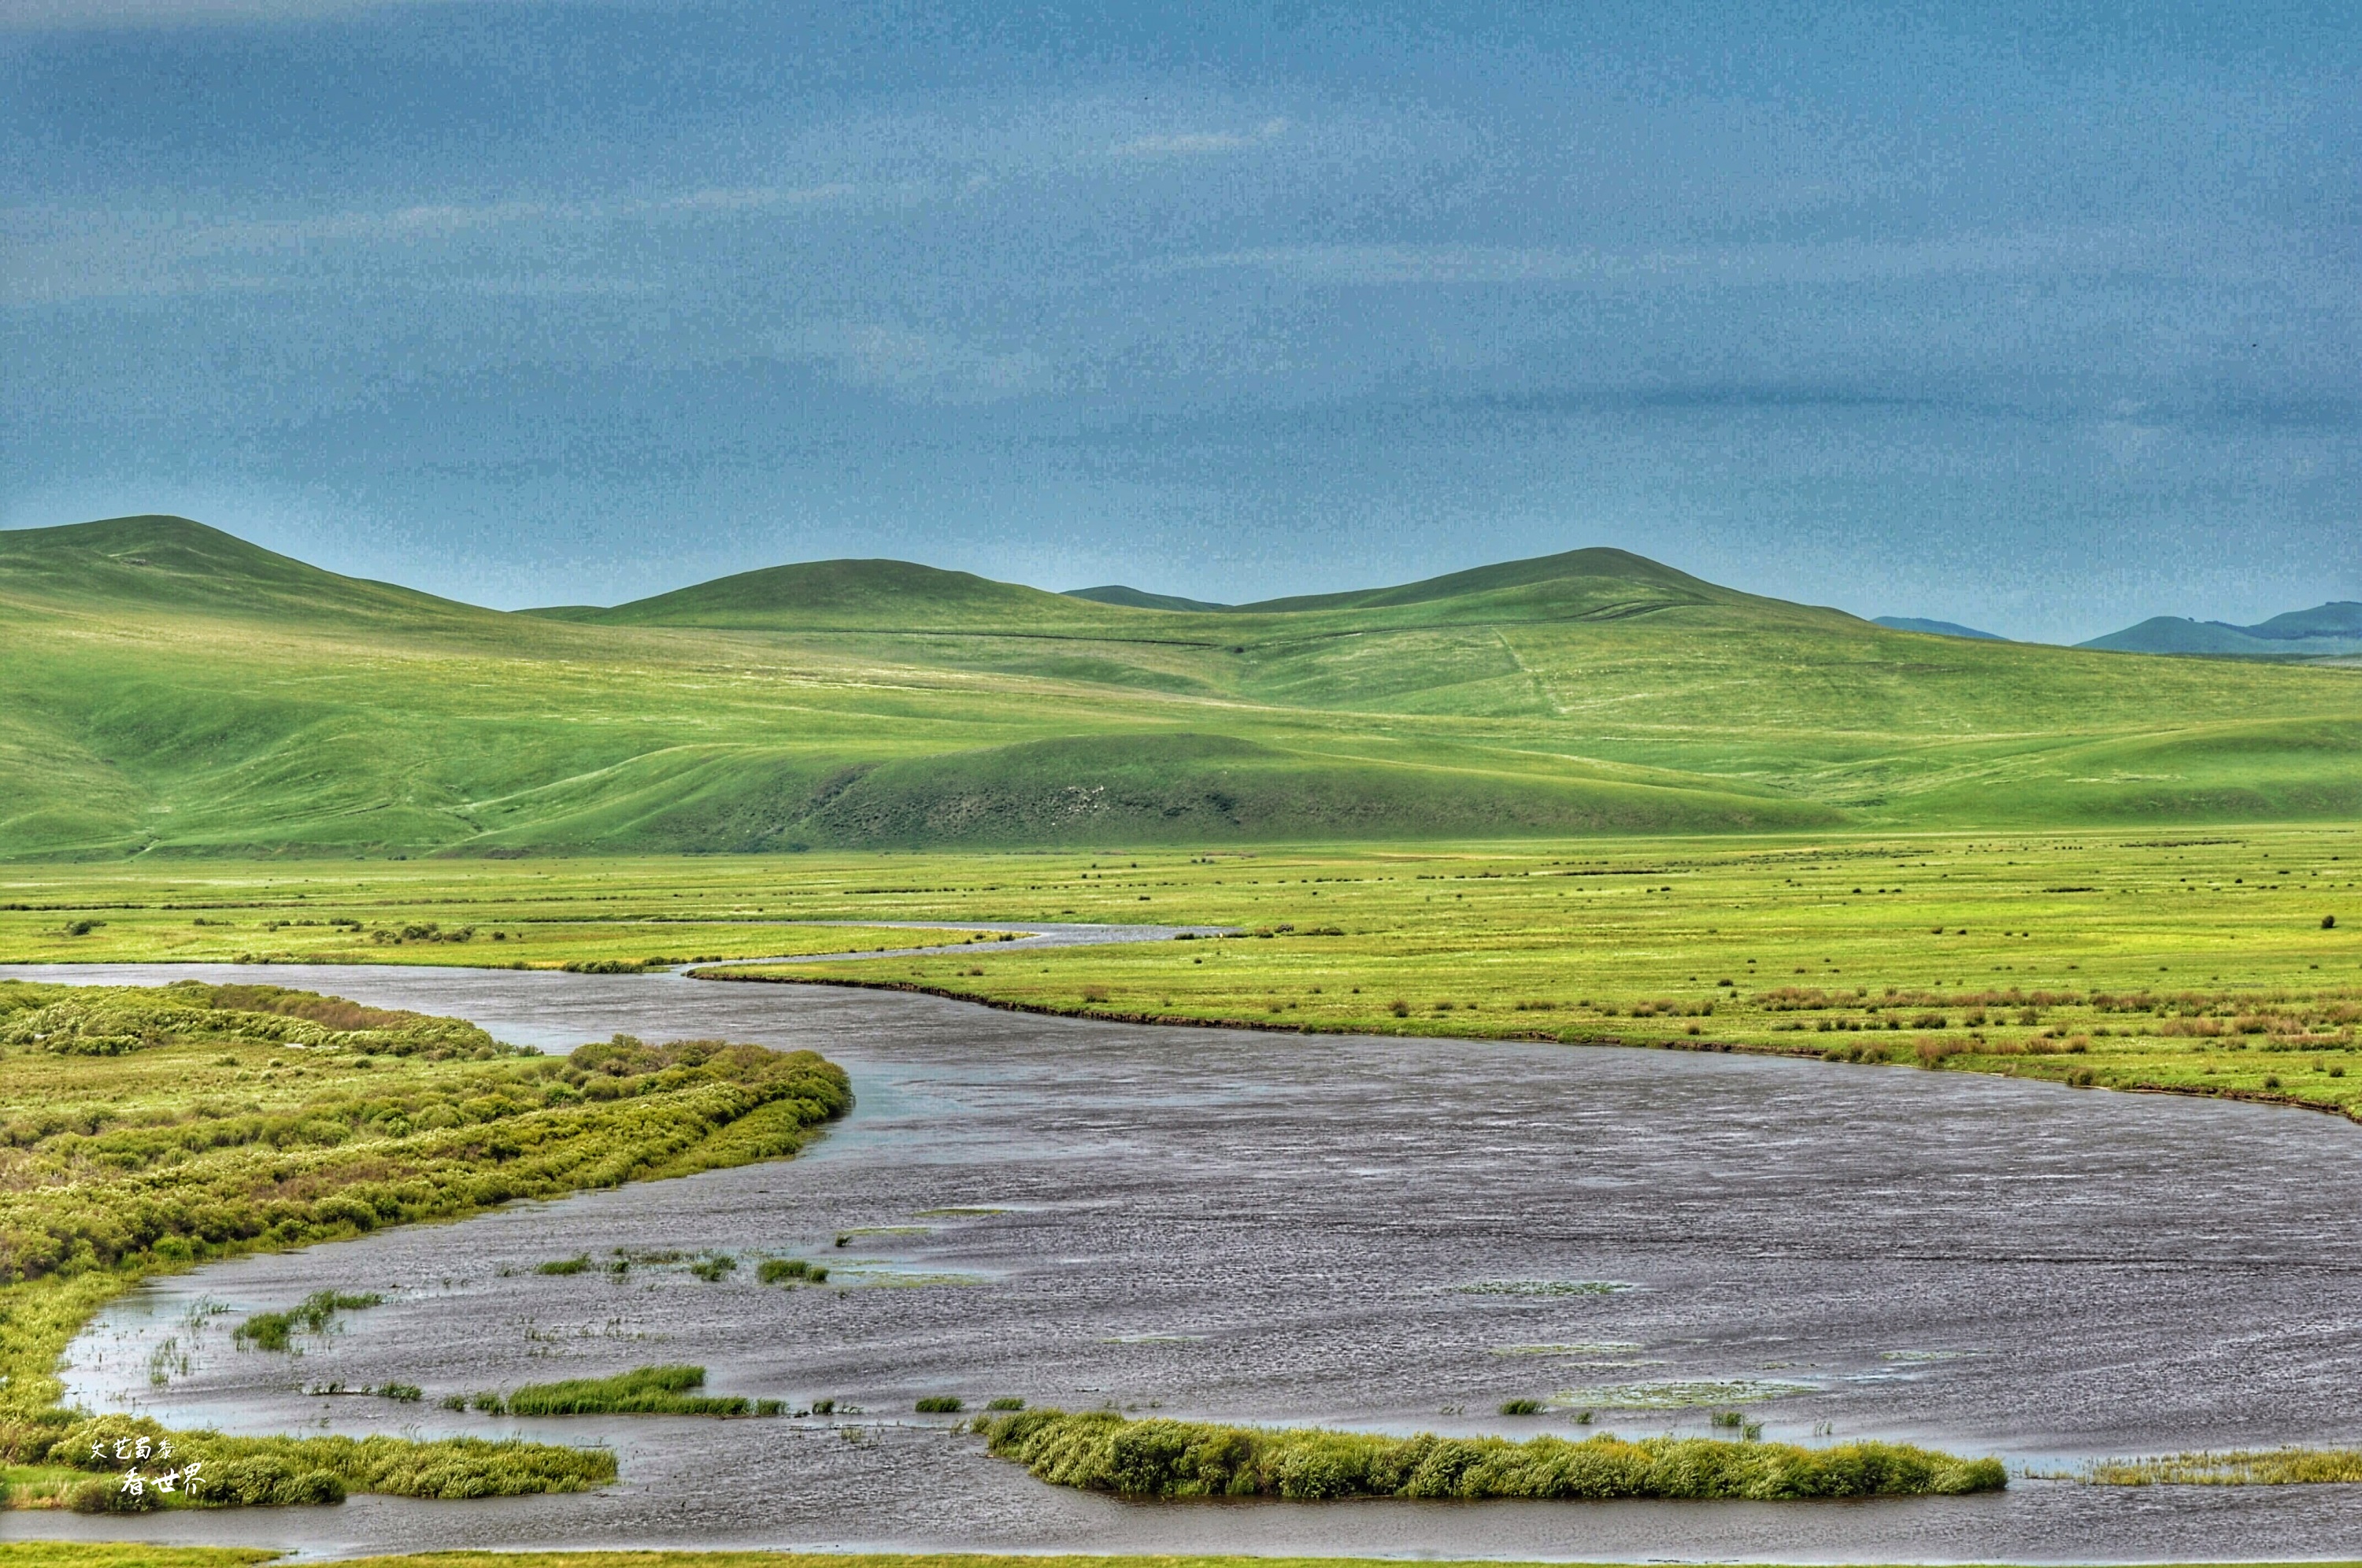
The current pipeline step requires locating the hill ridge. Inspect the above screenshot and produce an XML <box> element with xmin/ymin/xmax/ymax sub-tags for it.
<box><xmin>8</xmin><ymin>514</ymin><xmax>2361</xmax><ymax>856</ymax></box>
<box><xmin>2080</xmin><ymin>602</ymin><xmax>2362</xmax><ymax>659</ymax></box>
<box><xmin>0</xmin><ymin>514</ymin><xmax>493</xmax><ymax>627</ymax></box>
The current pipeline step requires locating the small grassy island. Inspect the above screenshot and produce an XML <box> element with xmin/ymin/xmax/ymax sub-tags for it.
<box><xmin>976</xmin><ymin>1408</ymin><xmax>2007</xmax><ymax>1501</ymax></box>
<box><xmin>0</xmin><ymin>979</ymin><xmax>850</xmax><ymax>1511</ymax></box>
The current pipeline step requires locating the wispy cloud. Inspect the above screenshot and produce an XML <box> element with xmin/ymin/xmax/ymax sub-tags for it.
<box><xmin>0</xmin><ymin>183</ymin><xmax>865</xmax><ymax>305</ymax></box>
<box><xmin>1160</xmin><ymin>229</ymin><xmax>2277</xmax><ymax>289</ymax></box>
<box><xmin>776</xmin><ymin>322</ymin><xmax>1053</xmax><ymax>405</ymax></box>
<box><xmin>1113</xmin><ymin>117</ymin><xmax>1290</xmax><ymax>158</ymax></box>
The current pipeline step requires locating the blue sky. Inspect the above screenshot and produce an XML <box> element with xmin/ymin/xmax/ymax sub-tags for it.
<box><xmin>3</xmin><ymin>1</ymin><xmax>2356</xmax><ymax>640</ymax></box>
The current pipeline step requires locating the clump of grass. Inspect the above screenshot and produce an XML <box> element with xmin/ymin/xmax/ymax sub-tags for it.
<box><xmin>1498</xmin><ymin>1398</ymin><xmax>1542</xmax><ymax>1415</ymax></box>
<box><xmin>375</xmin><ymin>1382</ymin><xmax>423</xmax><ymax>1403</ymax></box>
<box><xmin>757</xmin><ymin>1258</ymin><xmax>827</xmax><ymax>1285</ymax></box>
<box><xmin>498</xmin><ymin>1364</ymin><xmax>773</xmax><ymax>1418</ymax></box>
<box><xmin>233</xmin><ymin>1290</ymin><xmax>382</xmax><ymax>1352</ymax></box>
<box><xmin>978</xmin><ymin>1409</ymin><xmax>2006</xmax><ymax>1500</ymax></box>
<box><xmin>915</xmin><ymin>1395</ymin><xmax>964</xmax><ymax>1414</ymax></box>
<box><xmin>987</xmin><ymin>1396</ymin><xmax>1026</xmax><ymax>1411</ymax></box>
<box><xmin>688</xmin><ymin>1253</ymin><xmax>737</xmax><ymax>1282</ymax></box>
<box><xmin>536</xmin><ymin>1256</ymin><xmax>591</xmax><ymax>1276</ymax></box>
<box><xmin>2088</xmin><ymin>1448</ymin><xmax>2362</xmax><ymax>1485</ymax></box>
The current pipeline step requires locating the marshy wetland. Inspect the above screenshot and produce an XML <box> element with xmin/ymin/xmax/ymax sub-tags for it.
<box><xmin>6</xmin><ymin>961</ymin><xmax>2362</xmax><ymax>1559</ymax></box>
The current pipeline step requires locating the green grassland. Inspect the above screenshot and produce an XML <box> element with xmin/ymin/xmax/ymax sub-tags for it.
<box><xmin>6</xmin><ymin>516</ymin><xmax>2361</xmax><ymax>859</ymax></box>
<box><xmin>0</xmin><ymin>978</ymin><xmax>847</xmax><ymax>1511</ymax></box>
<box><xmin>7</xmin><ymin>826</ymin><xmax>2359</xmax><ymax>1118</ymax></box>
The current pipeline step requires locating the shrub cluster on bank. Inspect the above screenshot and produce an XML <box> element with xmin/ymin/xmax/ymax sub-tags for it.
<box><xmin>977</xmin><ymin>1408</ymin><xmax>2007</xmax><ymax>1501</ymax></box>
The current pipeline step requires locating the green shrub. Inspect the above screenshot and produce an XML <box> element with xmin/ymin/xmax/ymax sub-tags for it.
<box><xmin>688</xmin><ymin>1254</ymin><xmax>737</xmax><ymax>1282</ymax></box>
<box><xmin>986</xmin><ymin>1396</ymin><xmax>1026</xmax><ymax>1411</ymax></box>
<box><xmin>536</xmin><ymin>1255</ymin><xmax>591</xmax><ymax>1276</ymax></box>
<box><xmin>69</xmin><ymin>1474</ymin><xmax>158</xmax><ymax>1513</ymax></box>
<box><xmin>978</xmin><ymin>1409</ymin><xmax>2007</xmax><ymax>1501</ymax></box>
<box><xmin>1498</xmin><ymin>1399</ymin><xmax>1542</xmax><ymax>1415</ymax></box>
<box><xmin>915</xmin><ymin>1396</ymin><xmax>964</xmax><ymax>1414</ymax></box>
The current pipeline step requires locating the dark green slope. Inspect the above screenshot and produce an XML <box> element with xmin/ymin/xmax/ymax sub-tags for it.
<box><xmin>531</xmin><ymin>557</ymin><xmax>1130</xmax><ymax>633</ymax></box>
<box><xmin>1235</xmin><ymin>547</ymin><xmax>1725</xmax><ymax>613</ymax></box>
<box><xmin>1065</xmin><ymin>584</ymin><xmax>1235</xmax><ymax>612</ymax></box>
<box><xmin>0</xmin><ymin>515</ymin><xmax>494</xmax><ymax>630</ymax></box>
<box><xmin>1874</xmin><ymin>616</ymin><xmax>2007</xmax><ymax>641</ymax></box>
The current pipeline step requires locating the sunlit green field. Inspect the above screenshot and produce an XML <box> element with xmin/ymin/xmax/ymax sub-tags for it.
<box><xmin>8</xmin><ymin>517</ymin><xmax>2362</xmax><ymax>858</ymax></box>
<box><xmin>9</xmin><ymin>824</ymin><xmax>2358</xmax><ymax>1116</ymax></box>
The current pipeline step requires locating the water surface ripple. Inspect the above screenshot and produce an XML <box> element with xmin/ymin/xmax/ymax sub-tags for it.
<box><xmin>6</xmin><ymin>961</ymin><xmax>2361</xmax><ymax>1561</ymax></box>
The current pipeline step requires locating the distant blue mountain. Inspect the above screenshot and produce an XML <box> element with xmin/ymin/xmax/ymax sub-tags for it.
<box><xmin>1874</xmin><ymin>616</ymin><xmax>2006</xmax><ymax>642</ymax></box>
<box><xmin>2080</xmin><ymin>601</ymin><xmax>2362</xmax><ymax>658</ymax></box>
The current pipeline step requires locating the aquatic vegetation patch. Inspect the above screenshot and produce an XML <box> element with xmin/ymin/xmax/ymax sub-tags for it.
<box><xmin>827</xmin><ymin>1265</ymin><xmax>987</xmax><ymax>1288</ymax></box>
<box><xmin>756</xmin><ymin>1258</ymin><xmax>828</xmax><ymax>1285</ymax></box>
<box><xmin>976</xmin><ymin>1408</ymin><xmax>2005</xmax><ymax>1500</ymax></box>
<box><xmin>483</xmin><ymin>1364</ymin><xmax>780</xmax><ymax>1418</ymax></box>
<box><xmin>232</xmin><ymin>1290</ymin><xmax>381</xmax><ymax>1352</ymax></box>
<box><xmin>1490</xmin><ymin>1341</ymin><xmax>1646</xmax><ymax>1357</ymax></box>
<box><xmin>2086</xmin><ymin>1447</ymin><xmax>2362</xmax><ymax>1485</ymax></box>
<box><xmin>1554</xmin><ymin>1378</ymin><xmax>1819</xmax><ymax>1410</ymax></box>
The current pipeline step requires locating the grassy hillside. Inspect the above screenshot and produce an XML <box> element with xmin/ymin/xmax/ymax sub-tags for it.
<box><xmin>3</xmin><ymin>516</ymin><xmax>2360</xmax><ymax>856</ymax></box>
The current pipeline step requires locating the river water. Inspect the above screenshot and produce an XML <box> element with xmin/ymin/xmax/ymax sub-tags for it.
<box><xmin>5</xmin><ymin>960</ymin><xmax>2362</xmax><ymax>1561</ymax></box>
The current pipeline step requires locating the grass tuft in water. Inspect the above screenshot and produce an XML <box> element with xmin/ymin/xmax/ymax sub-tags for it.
<box><xmin>757</xmin><ymin>1258</ymin><xmax>827</xmax><ymax>1285</ymax></box>
<box><xmin>497</xmin><ymin>1364</ymin><xmax>773</xmax><ymax>1418</ymax></box>
<box><xmin>2087</xmin><ymin>1448</ymin><xmax>2362</xmax><ymax>1485</ymax></box>
<box><xmin>231</xmin><ymin>1292</ymin><xmax>381</xmax><ymax>1353</ymax></box>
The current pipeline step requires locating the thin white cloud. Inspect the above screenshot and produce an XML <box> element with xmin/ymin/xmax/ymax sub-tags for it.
<box><xmin>776</xmin><ymin>322</ymin><xmax>1052</xmax><ymax>405</ymax></box>
<box><xmin>0</xmin><ymin>183</ymin><xmax>864</xmax><ymax>305</ymax></box>
<box><xmin>1160</xmin><ymin>229</ymin><xmax>2261</xmax><ymax>290</ymax></box>
<box><xmin>1113</xmin><ymin>117</ymin><xmax>1290</xmax><ymax>158</ymax></box>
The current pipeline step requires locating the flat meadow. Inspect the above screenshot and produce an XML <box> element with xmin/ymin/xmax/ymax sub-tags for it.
<box><xmin>7</xmin><ymin>823</ymin><xmax>2358</xmax><ymax>1117</ymax></box>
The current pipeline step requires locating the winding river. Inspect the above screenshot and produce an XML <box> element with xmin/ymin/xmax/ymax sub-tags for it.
<box><xmin>6</xmin><ymin>957</ymin><xmax>2362</xmax><ymax>1561</ymax></box>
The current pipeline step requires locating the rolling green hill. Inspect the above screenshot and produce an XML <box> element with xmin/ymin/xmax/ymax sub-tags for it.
<box><xmin>3</xmin><ymin>515</ymin><xmax>2359</xmax><ymax>857</ymax></box>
